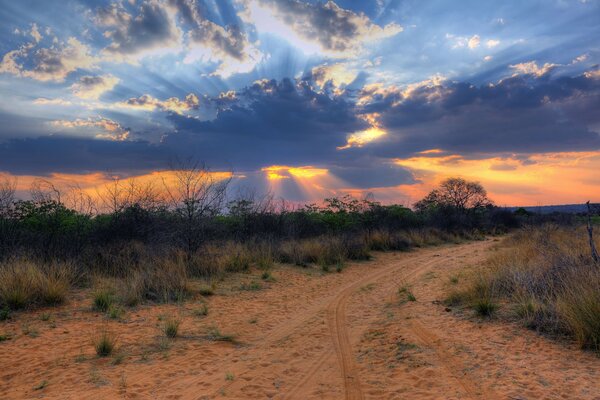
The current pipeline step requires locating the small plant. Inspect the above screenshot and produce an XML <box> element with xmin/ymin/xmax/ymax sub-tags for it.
<box><xmin>205</xmin><ymin>326</ymin><xmax>236</xmax><ymax>343</ymax></box>
<box><xmin>445</xmin><ymin>290</ymin><xmax>467</xmax><ymax>307</ymax></box>
<box><xmin>93</xmin><ymin>289</ymin><xmax>115</xmax><ymax>313</ymax></box>
<box><xmin>94</xmin><ymin>330</ymin><xmax>116</xmax><ymax>357</ymax></box>
<box><xmin>261</xmin><ymin>271</ymin><xmax>275</xmax><ymax>281</ymax></box>
<box><xmin>33</xmin><ymin>380</ymin><xmax>48</xmax><ymax>390</ymax></box>
<box><xmin>108</xmin><ymin>305</ymin><xmax>124</xmax><ymax>320</ymax></box>
<box><xmin>225</xmin><ymin>372</ymin><xmax>234</xmax><ymax>381</ymax></box>
<box><xmin>474</xmin><ymin>298</ymin><xmax>498</xmax><ymax>317</ymax></box>
<box><xmin>399</xmin><ymin>286</ymin><xmax>416</xmax><ymax>302</ymax></box>
<box><xmin>0</xmin><ymin>333</ymin><xmax>11</xmax><ymax>341</ymax></box>
<box><xmin>198</xmin><ymin>284</ymin><xmax>215</xmax><ymax>296</ymax></box>
<box><xmin>22</xmin><ymin>324</ymin><xmax>39</xmax><ymax>338</ymax></box>
<box><xmin>39</xmin><ymin>312</ymin><xmax>52</xmax><ymax>321</ymax></box>
<box><xmin>162</xmin><ymin>317</ymin><xmax>181</xmax><ymax>338</ymax></box>
<box><xmin>0</xmin><ymin>307</ymin><xmax>10</xmax><ymax>321</ymax></box>
<box><xmin>450</xmin><ymin>275</ymin><xmax>459</xmax><ymax>284</ymax></box>
<box><xmin>248</xmin><ymin>317</ymin><xmax>258</xmax><ymax>324</ymax></box>
<box><xmin>193</xmin><ymin>303</ymin><xmax>208</xmax><ymax>317</ymax></box>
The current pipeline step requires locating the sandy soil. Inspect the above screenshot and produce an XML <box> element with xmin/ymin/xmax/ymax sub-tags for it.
<box><xmin>1</xmin><ymin>239</ymin><xmax>600</xmax><ymax>399</ymax></box>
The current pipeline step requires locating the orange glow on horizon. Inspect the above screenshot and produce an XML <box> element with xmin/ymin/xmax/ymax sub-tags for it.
<box><xmin>394</xmin><ymin>150</ymin><xmax>600</xmax><ymax>206</ymax></box>
<box><xmin>2</xmin><ymin>150</ymin><xmax>600</xmax><ymax>208</ymax></box>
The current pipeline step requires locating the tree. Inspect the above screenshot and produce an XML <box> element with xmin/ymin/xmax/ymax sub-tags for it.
<box><xmin>163</xmin><ymin>159</ymin><xmax>231</xmax><ymax>255</ymax></box>
<box><xmin>415</xmin><ymin>178</ymin><xmax>492</xmax><ymax>212</ymax></box>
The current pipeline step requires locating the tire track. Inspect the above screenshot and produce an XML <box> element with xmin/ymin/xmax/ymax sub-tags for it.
<box><xmin>284</xmin><ymin>245</ymin><xmax>470</xmax><ymax>399</ymax></box>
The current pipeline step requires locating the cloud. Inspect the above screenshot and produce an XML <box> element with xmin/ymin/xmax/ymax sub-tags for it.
<box><xmin>585</xmin><ymin>69</ymin><xmax>600</xmax><ymax>79</ymax></box>
<box><xmin>486</xmin><ymin>39</ymin><xmax>500</xmax><ymax>48</ymax></box>
<box><xmin>169</xmin><ymin>0</ymin><xmax>263</xmax><ymax>77</ymax></box>
<box><xmin>33</xmin><ymin>98</ymin><xmax>73</xmax><ymax>106</ymax></box>
<box><xmin>71</xmin><ymin>74</ymin><xmax>120</xmax><ymax>99</ymax></box>
<box><xmin>241</xmin><ymin>0</ymin><xmax>402</xmax><ymax>56</ymax></box>
<box><xmin>30</xmin><ymin>23</ymin><xmax>42</xmax><ymax>43</ymax></box>
<box><xmin>510</xmin><ymin>61</ymin><xmax>558</xmax><ymax>77</ymax></box>
<box><xmin>116</xmin><ymin>93</ymin><xmax>200</xmax><ymax>114</ymax></box>
<box><xmin>0</xmin><ymin>38</ymin><xmax>97</xmax><ymax>82</ymax></box>
<box><xmin>51</xmin><ymin>117</ymin><xmax>130</xmax><ymax>141</ymax></box>
<box><xmin>310</xmin><ymin>63</ymin><xmax>358</xmax><ymax>90</ymax></box>
<box><xmin>0</xmin><ymin>136</ymin><xmax>168</xmax><ymax>175</ymax></box>
<box><xmin>95</xmin><ymin>0</ymin><xmax>183</xmax><ymax>62</ymax></box>
<box><xmin>357</xmin><ymin>72</ymin><xmax>600</xmax><ymax>158</ymax></box>
<box><xmin>468</xmin><ymin>35</ymin><xmax>480</xmax><ymax>49</ymax></box>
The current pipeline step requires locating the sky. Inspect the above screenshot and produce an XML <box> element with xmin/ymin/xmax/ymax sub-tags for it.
<box><xmin>0</xmin><ymin>0</ymin><xmax>600</xmax><ymax>207</ymax></box>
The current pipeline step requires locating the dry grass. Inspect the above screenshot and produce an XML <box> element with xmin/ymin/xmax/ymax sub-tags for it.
<box><xmin>0</xmin><ymin>260</ymin><xmax>75</xmax><ymax>310</ymax></box>
<box><xmin>453</xmin><ymin>225</ymin><xmax>600</xmax><ymax>350</ymax></box>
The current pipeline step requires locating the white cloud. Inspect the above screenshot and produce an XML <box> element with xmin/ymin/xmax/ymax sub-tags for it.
<box><xmin>30</xmin><ymin>23</ymin><xmax>42</xmax><ymax>43</ymax></box>
<box><xmin>510</xmin><ymin>61</ymin><xmax>558</xmax><ymax>77</ymax></box>
<box><xmin>116</xmin><ymin>93</ymin><xmax>200</xmax><ymax>114</ymax></box>
<box><xmin>51</xmin><ymin>117</ymin><xmax>130</xmax><ymax>141</ymax></box>
<box><xmin>33</xmin><ymin>98</ymin><xmax>73</xmax><ymax>106</ymax></box>
<box><xmin>486</xmin><ymin>39</ymin><xmax>500</xmax><ymax>48</ymax></box>
<box><xmin>0</xmin><ymin>38</ymin><xmax>97</xmax><ymax>82</ymax></box>
<box><xmin>71</xmin><ymin>75</ymin><xmax>120</xmax><ymax>99</ymax></box>
<box><xmin>468</xmin><ymin>35</ymin><xmax>480</xmax><ymax>49</ymax></box>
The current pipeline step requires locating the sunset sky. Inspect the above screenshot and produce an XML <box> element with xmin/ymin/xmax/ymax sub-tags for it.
<box><xmin>1</xmin><ymin>0</ymin><xmax>600</xmax><ymax>206</ymax></box>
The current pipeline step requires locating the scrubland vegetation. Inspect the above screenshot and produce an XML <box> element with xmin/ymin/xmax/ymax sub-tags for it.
<box><xmin>0</xmin><ymin>169</ymin><xmax>517</xmax><ymax>314</ymax></box>
<box><xmin>449</xmin><ymin>224</ymin><xmax>600</xmax><ymax>350</ymax></box>
<box><xmin>1</xmin><ymin>165</ymin><xmax>598</xmax><ymax>355</ymax></box>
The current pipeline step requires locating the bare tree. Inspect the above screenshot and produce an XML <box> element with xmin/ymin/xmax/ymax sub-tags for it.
<box><xmin>98</xmin><ymin>176</ymin><xmax>164</xmax><ymax>214</ymax></box>
<box><xmin>163</xmin><ymin>159</ymin><xmax>231</xmax><ymax>255</ymax></box>
<box><xmin>64</xmin><ymin>184</ymin><xmax>97</xmax><ymax>216</ymax></box>
<box><xmin>30</xmin><ymin>178</ymin><xmax>62</xmax><ymax>204</ymax></box>
<box><xmin>586</xmin><ymin>201</ymin><xmax>599</xmax><ymax>263</ymax></box>
<box><xmin>0</xmin><ymin>175</ymin><xmax>17</xmax><ymax>216</ymax></box>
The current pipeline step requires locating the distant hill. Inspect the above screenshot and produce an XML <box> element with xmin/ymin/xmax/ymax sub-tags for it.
<box><xmin>503</xmin><ymin>203</ymin><xmax>600</xmax><ymax>214</ymax></box>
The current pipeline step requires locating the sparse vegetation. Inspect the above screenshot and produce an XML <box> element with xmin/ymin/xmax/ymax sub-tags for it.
<box><xmin>94</xmin><ymin>329</ymin><xmax>116</xmax><ymax>357</ymax></box>
<box><xmin>162</xmin><ymin>317</ymin><xmax>181</xmax><ymax>338</ymax></box>
<box><xmin>205</xmin><ymin>326</ymin><xmax>236</xmax><ymax>343</ymax></box>
<box><xmin>453</xmin><ymin>225</ymin><xmax>600</xmax><ymax>350</ymax></box>
<box><xmin>399</xmin><ymin>286</ymin><xmax>416</xmax><ymax>302</ymax></box>
<box><xmin>93</xmin><ymin>286</ymin><xmax>115</xmax><ymax>313</ymax></box>
<box><xmin>193</xmin><ymin>303</ymin><xmax>208</xmax><ymax>317</ymax></box>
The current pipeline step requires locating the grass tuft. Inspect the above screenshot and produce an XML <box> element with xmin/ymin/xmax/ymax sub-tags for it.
<box><xmin>162</xmin><ymin>317</ymin><xmax>181</xmax><ymax>338</ymax></box>
<box><xmin>94</xmin><ymin>329</ymin><xmax>116</xmax><ymax>357</ymax></box>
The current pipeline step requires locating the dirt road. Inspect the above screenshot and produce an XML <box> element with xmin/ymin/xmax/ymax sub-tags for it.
<box><xmin>2</xmin><ymin>239</ymin><xmax>600</xmax><ymax>399</ymax></box>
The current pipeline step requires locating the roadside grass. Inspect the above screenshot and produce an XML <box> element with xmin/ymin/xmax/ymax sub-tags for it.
<box><xmin>447</xmin><ymin>225</ymin><xmax>600</xmax><ymax>351</ymax></box>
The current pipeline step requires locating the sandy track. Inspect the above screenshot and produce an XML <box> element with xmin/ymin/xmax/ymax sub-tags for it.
<box><xmin>2</xmin><ymin>239</ymin><xmax>600</xmax><ymax>399</ymax></box>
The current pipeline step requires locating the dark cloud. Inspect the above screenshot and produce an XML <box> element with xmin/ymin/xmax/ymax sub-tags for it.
<box><xmin>163</xmin><ymin>78</ymin><xmax>368</xmax><ymax>168</ymax></box>
<box><xmin>95</xmin><ymin>0</ymin><xmax>181</xmax><ymax>61</ymax></box>
<box><xmin>0</xmin><ymin>136</ymin><xmax>169</xmax><ymax>175</ymax></box>
<box><xmin>362</xmin><ymin>73</ymin><xmax>600</xmax><ymax>157</ymax></box>
<box><xmin>2</xmin><ymin>72</ymin><xmax>599</xmax><ymax>192</ymax></box>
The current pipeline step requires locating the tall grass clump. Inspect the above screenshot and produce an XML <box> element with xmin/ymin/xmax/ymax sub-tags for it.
<box><xmin>93</xmin><ymin>329</ymin><xmax>116</xmax><ymax>357</ymax></box>
<box><xmin>456</xmin><ymin>225</ymin><xmax>600</xmax><ymax>350</ymax></box>
<box><xmin>0</xmin><ymin>260</ymin><xmax>75</xmax><ymax>310</ymax></box>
